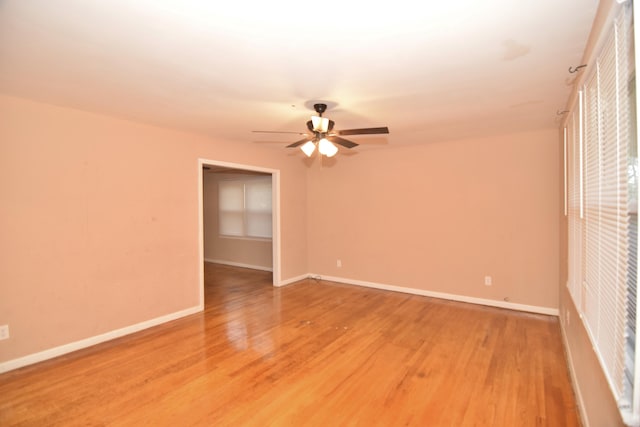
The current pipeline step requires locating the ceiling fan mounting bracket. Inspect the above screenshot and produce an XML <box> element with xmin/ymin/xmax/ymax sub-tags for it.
<box><xmin>313</xmin><ymin>103</ymin><xmax>327</xmax><ymax>116</ymax></box>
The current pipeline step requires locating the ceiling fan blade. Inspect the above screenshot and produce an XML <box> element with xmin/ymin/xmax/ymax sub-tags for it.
<box><xmin>253</xmin><ymin>130</ymin><xmax>307</xmax><ymax>135</ymax></box>
<box><xmin>286</xmin><ymin>138</ymin><xmax>311</xmax><ymax>148</ymax></box>
<box><xmin>338</xmin><ymin>127</ymin><xmax>389</xmax><ymax>136</ymax></box>
<box><xmin>327</xmin><ymin>136</ymin><xmax>358</xmax><ymax>149</ymax></box>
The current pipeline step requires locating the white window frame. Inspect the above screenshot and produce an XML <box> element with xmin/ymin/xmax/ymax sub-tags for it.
<box><xmin>565</xmin><ymin>3</ymin><xmax>639</xmax><ymax>424</ymax></box>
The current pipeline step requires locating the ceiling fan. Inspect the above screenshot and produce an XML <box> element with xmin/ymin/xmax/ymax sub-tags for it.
<box><xmin>253</xmin><ymin>103</ymin><xmax>389</xmax><ymax>158</ymax></box>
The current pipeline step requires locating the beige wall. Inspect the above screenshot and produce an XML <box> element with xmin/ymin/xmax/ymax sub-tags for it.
<box><xmin>203</xmin><ymin>172</ymin><xmax>273</xmax><ymax>270</ymax></box>
<box><xmin>2</xmin><ymin>93</ymin><xmax>562</xmax><ymax>366</ymax></box>
<box><xmin>307</xmin><ymin>129</ymin><xmax>560</xmax><ymax>310</ymax></box>
<box><xmin>0</xmin><ymin>94</ymin><xmax>308</xmax><ymax>363</ymax></box>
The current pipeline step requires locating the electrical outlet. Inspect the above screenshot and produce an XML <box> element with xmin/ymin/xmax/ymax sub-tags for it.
<box><xmin>0</xmin><ymin>325</ymin><xmax>9</xmax><ymax>341</ymax></box>
<box><xmin>337</xmin><ymin>259</ymin><xmax>342</xmax><ymax>268</ymax></box>
<box><xmin>484</xmin><ymin>276</ymin><xmax>492</xmax><ymax>286</ymax></box>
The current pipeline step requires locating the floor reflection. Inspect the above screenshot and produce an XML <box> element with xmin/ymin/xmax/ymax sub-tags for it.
<box><xmin>204</xmin><ymin>262</ymin><xmax>280</xmax><ymax>356</ymax></box>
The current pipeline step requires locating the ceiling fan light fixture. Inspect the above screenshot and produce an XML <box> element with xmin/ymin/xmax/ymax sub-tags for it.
<box><xmin>300</xmin><ymin>140</ymin><xmax>316</xmax><ymax>157</ymax></box>
<box><xmin>254</xmin><ymin>101</ymin><xmax>388</xmax><ymax>158</ymax></box>
<box><xmin>318</xmin><ymin>138</ymin><xmax>338</xmax><ymax>157</ymax></box>
<box><xmin>311</xmin><ymin>115</ymin><xmax>330</xmax><ymax>133</ymax></box>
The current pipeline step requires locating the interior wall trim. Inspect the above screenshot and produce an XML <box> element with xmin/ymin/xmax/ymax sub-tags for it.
<box><xmin>205</xmin><ymin>259</ymin><xmax>273</xmax><ymax>272</ymax></box>
<box><xmin>560</xmin><ymin>317</ymin><xmax>590</xmax><ymax>427</ymax></box>
<box><xmin>276</xmin><ymin>273</ymin><xmax>310</xmax><ymax>287</ymax></box>
<box><xmin>0</xmin><ymin>272</ymin><xmax>559</xmax><ymax>374</ymax></box>
<box><xmin>0</xmin><ymin>305</ymin><xmax>202</xmax><ymax>374</ymax></box>
<box><xmin>311</xmin><ymin>274</ymin><xmax>560</xmax><ymax>316</ymax></box>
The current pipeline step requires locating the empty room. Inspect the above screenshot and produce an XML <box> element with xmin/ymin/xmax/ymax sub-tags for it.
<box><xmin>1</xmin><ymin>1</ymin><xmax>638</xmax><ymax>426</ymax></box>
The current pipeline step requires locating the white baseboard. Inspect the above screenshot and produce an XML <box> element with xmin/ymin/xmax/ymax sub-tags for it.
<box><xmin>0</xmin><ymin>304</ymin><xmax>203</xmax><ymax>374</ymax></box>
<box><xmin>276</xmin><ymin>273</ymin><xmax>310</xmax><ymax>287</ymax></box>
<box><xmin>0</xmin><ymin>274</ymin><xmax>558</xmax><ymax>374</ymax></box>
<box><xmin>204</xmin><ymin>258</ymin><xmax>273</xmax><ymax>272</ymax></box>
<box><xmin>315</xmin><ymin>274</ymin><xmax>560</xmax><ymax>316</ymax></box>
<box><xmin>560</xmin><ymin>318</ymin><xmax>589</xmax><ymax>427</ymax></box>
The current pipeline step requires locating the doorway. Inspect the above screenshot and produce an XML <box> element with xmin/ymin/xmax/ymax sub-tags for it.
<box><xmin>198</xmin><ymin>159</ymin><xmax>280</xmax><ymax>309</ymax></box>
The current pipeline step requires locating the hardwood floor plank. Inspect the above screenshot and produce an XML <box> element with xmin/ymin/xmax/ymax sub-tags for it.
<box><xmin>0</xmin><ymin>263</ymin><xmax>580</xmax><ymax>426</ymax></box>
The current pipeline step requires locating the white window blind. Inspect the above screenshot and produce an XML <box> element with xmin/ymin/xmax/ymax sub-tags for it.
<box><xmin>566</xmin><ymin>3</ymin><xmax>638</xmax><ymax>422</ymax></box>
<box><xmin>219</xmin><ymin>177</ymin><xmax>272</xmax><ymax>239</ymax></box>
<box><xmin>219</xmin><ymin>181</ymin><xmax>245</xmax><ymax>237</ymax></box>
<box><xmin>583</xmin><ymin>25</ymin><xmax>629</xmax><ymax>401</ymax></box>
<box><xmin>245</xmin><ymin>179</ymin><xmax>272</xmax><ymax>238</ymax></box>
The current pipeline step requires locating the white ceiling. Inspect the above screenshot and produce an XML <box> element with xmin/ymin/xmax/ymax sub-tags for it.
<box><xmin>0</xmin><ymin>0</ymin><xmax>598</xmax><ymax>150</ymax></box>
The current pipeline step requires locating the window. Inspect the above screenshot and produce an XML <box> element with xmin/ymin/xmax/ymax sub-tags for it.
<box><xmin>218</xmin><ymin>177</ymin><xmax>272</xmax><ymax>239</ymax></box>
<box><xmin>565</xmin><ymin>3</ymin><xmax>638</xmax><ymax>423</ymax></box>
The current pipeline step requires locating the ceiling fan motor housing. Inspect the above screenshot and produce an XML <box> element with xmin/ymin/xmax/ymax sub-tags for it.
<box><xmin>313</xmin><ymin>103</ymin><xmax>327</xmax><ymax>116</ymax></box>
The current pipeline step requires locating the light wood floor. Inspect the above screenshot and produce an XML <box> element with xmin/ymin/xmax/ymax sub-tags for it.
<box><xmin>1</xmin><ymin>263</ymin><xmax>580</xmax><ymax>426</ymax></box>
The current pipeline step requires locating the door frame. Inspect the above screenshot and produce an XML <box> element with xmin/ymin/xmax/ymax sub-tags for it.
<box><xmin>198</xmin><ymin>158</ymin><xmax>281</xmax><ymax>308</ymax></box>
